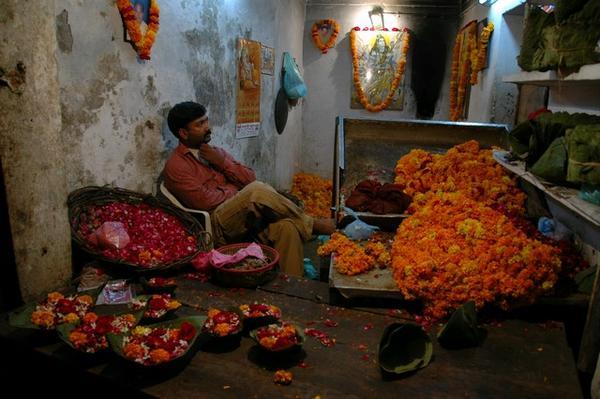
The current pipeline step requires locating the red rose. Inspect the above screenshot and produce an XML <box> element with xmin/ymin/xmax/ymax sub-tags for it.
<box><xmin>179</xmin><ymin>322</ymin><xmax>196</xmax><ymax>342</ymax></box>
<box><xmin>56</xmin><ymin>299</ymin><xmax>76</xmax><ymax>314</ymax></box>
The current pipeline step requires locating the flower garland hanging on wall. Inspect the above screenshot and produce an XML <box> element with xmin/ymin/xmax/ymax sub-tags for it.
<box><xmin>350</xmin><ymin>27</ymin><xmax>411</xmax><ymax>112</ymax></box>
<box><xmin>311</xmin><ymin>19</ymin><xmax>341</xmax><ymax>54</ymax></box>
<box><xmin>449</xmin><ymin>21</ymin><xmax>477</xmax><ymax>121</ymax></box>
<box><xmin>117</xmin><ymin>0</ymin><xmax>160</xmax><ymax>60</ymax></box>
<box><xmin>470</xmin><ymin>22</ymin><xmax>495</xmax><ymax>85</ymax></box>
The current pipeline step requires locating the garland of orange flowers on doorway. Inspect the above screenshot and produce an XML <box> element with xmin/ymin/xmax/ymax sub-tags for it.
<box><xmin>116</xmin><ymin>0</ymin><xmax>160</xmax><ymax>60</ymax></box>
<box><xmin>311</xmin><ymin>19</ymin><xmax>341</xmax><ymax>54</ymax></box>
<box><xmin>350</xmin><ymin>28</ymin><xmax>411</xmax><ymax>112</ymax></box>
<box><xmin>449</xmin><ymin>21</ymin><xmax>477</xmax><ymax>121</ymax></box>
<box><xmin>470</xmin><ymin>22</ymin><xmax>495</xmax><ymax>85</ymax></box>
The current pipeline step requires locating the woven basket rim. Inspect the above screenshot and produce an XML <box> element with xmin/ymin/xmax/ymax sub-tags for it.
<box><xmin>68</xmin><ymin>185</ymin><xmax>211</xmax><ymax>273</ymax></box>
<box><xmin>214</xmin><ymin>243</ymin><xmax>279</xmax><ymax>274</ymax></box>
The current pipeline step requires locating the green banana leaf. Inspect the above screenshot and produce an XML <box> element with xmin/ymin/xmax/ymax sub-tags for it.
<box><xmin>437</xmin><ymin>301</ymin><xmax>486</xmax><ymax>349</ymax></box>
<box><xmin>378</xmin><ymin>322</ymin><xmax>433</xmax><ymax>375</ymax></box>
<box><xmin>107</xmin><ymin>315</ymin><xmax>206</xmax><ymax>368</ymax></box>
<box><xmin>530</xmin><ymin>137</ymin><xmax>568</xmax><ymax>184</ymax></box>
<box><xmin>575</xmin><ymin>266</ymin><xmax>597</xmax><ymax>294</ymax></box>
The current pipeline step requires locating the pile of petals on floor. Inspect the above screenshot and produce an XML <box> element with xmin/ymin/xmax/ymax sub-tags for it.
<box><xmin>291</xmin><ymin>172</ymin><xmax>332</xmax><ymax>218</ymax></box>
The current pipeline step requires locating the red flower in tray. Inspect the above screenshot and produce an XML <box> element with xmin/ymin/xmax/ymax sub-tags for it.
<box><xmin>30</xmin><ymin>292</ymin><xmax>94</xmax><ymax>329</ymax></box>
<box><xmin>251</xmin><ymin>323</ymin><xmax>304</xmax><ymax>352</ymax></box>
<box><xmin>202</xmin><ymin>308</ymin><xmax>242</xmax><ymax>337</ymax></box>
<box><xmin>121</xmin><ymin>322</ymin><xmax>197</xmax><ymax>366</ymax></box>
<box><xmin>66</xmin><ymin>312</ymin><xmax>138</xmax><ymax>353</ymax></box>
<box><xmin>239</xmin><ymin>303</ymin><xmax>282</xmax><ymax>319</ymax></box>
<box><xmin>131</xmin><ymin>294</ymin><xmax>181</xmax><ymax>320</ymax></box>
<box><xmin>77</xmin><ymin>202</ymin><xmax>198</xmax><ymax>268</ymax></box>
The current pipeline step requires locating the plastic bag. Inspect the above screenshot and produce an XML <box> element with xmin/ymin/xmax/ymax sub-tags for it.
<box><xmin>342</xmin><ymin>207</ymin><xmax>379</xmax><ymax>240</ymax></box>
<box><xmin>87</xmin><ymin>221</ymin><xmax>130</xmax><ymax>249</ymax></box>
<box><xmin>303</xmin><ymin>258</ymin><xmax>319</xmax><ymax>280</ymax></box>
<box><xmin>283</xmin><ymin>52</ymin><xmax>307</xmax><ymax>99</ymax></box>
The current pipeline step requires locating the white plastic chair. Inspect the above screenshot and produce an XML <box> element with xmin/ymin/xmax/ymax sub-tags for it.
<box><xmin>159</xmin><ymin>182</ymin><xmax>213</xmax><ymax>240</ymax></box>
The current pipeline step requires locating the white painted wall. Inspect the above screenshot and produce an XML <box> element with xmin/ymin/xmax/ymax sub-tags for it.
<box><xmin>301</xmin><ymin>4</ymin><xmax>457</xmax><ymax>178</ymax></box>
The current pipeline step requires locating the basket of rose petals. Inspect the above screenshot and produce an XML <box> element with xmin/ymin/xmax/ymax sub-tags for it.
<box><xmin>68</xmin><ymin>186</ymin><xmax>211</xmax><ymax>274</ymax></box>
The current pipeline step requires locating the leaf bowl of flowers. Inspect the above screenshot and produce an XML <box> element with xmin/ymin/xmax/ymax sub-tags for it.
<box><xmin>139</xmin><ymin>276</ymin><xmax>178</xmax><ymax>295</ymax></box>
<box><xmin>9</xmin><ymin>291</ymin><xmax>96</xmax><ymax>331</ymax></box>
<box><xmin>239</xmin><ymin>302</ymin><xmax>282</xmax><ymax>332</ymax></box>
<box><xmin>56</xmin><ymin>310</ymin><xmax>143</xmax><ymax>355</ymax></box>
<box><xmin>201</xmin><ymin>308</ymin><xmax>243</xmax><ymax>345</ymax></box>
<box><xmin>107</xmin><ymin>316</ymin><xmax>206</xmax><ymax>369</ymax></box>
<box><xmin>249</xmin><ymin>322</ymin><xmax>305</xmax><ymax>354</ymax></box>
<box><xmin>130</xmin><ymin>294</ymin><xmax>182</xmax><ymax>323</ymax></box>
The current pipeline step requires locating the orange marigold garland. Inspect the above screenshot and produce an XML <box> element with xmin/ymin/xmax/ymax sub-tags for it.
<box><xmin>291</xmin><ymin>172</ymin><xmax>332</xmax><ymax>218</ymax></box>
<box><xmin>117</xmin><ymin>0</ymin><xmax>160</xmax><ymax>60</ymax></box>
<box><xmin>449</xmin><ymin>21</ymin><xmax>477</xmax><ymax>121</ymax></box>
<box><xmin>350</xmin><ymin>28</ymin><xmax>411</xmax><ymax>112</ymax></box>
<box><xmin>391</xmin><ymin>192</ymin><xmax>562</xmax><ymax>320</ymax></box>
<box><xmin>311</xmin><ymin>19</ymin><xmax>341</xmax><ymax>54</ymax></box>
<box><xmin>470</xmin><ymin>22</ymin><xmax>495</xmax><ymax>85</ymax></box>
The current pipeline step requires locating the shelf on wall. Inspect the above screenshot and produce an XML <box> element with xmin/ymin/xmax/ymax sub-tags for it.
<box><xmin>502</xmin><ymin>63</ymin><xmax>600</xmax><ymax>86</ymax></box>
<box><xmin>493</xmin><ymin>150</ymin><xmax>600</xmax><ymax>248</ymax></box>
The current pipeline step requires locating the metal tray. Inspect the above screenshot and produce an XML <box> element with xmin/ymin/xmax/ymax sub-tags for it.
<box><xmin>328</xmin><ymin>256</ymin><xmax>402</xmax><ymax>300</ymax></box>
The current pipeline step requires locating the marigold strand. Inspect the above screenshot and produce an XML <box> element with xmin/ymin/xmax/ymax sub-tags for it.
<box><xmin>117</xmin><ymin>0</ymin><xmax>160</xmax><ymax>60</ymax></box>
<box><xmin>350</xmin><ymin>29</ymin><xmax>411</xmax><ymax>112</ymax></box>
<box><xmin>449</xmin><ymin>21</ymin><xmax>477</xmax><ymax>121</ymax></box>
<box><xmin>311</xmin><ymin>19</ymin><xmax>341</xmax><ymax>54</ymax></box>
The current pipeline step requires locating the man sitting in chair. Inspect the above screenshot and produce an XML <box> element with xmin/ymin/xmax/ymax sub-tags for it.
<box><xmin>162</xmin><ymin>101</ymin><xmax>336</xmax><ymax>277</ymax></box>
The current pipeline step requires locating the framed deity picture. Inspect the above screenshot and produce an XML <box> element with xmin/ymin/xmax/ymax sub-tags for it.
<box><xmin>124</xmin><ymin>0</ymin><xmax>150</xmax><ymax>42</ymax></box>
<box><xmin>261</xmin><ymin>45</ymin><xmax>275</xmax><ymax>75</ymax></box>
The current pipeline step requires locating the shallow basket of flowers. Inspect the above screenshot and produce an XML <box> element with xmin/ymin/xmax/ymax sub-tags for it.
<box><xmin>139</xmin><ymin>276</ymin><xmax>178</xmax><ymax>295</ymax></box>
<box><xmin>211</xmin><ymin>243</ymin><xmax>280</xmax><ymax>288</ymax></box>
<box><xmin>107</xmin><ymin>315</ymin><xmax>206</xmax><ymax>370</ymax></box>
<box><xmin>239</xmin><ymin>302</ymin><xmax>282</xmax><ymax>332</ymax></box>
<box><xmin>201</xmin><ymin>308</ymin><xmax>244</xmax><ymax>351</ymax></box>
<box><xmin>68</xmin><ymin>186</ymin><xmax>212</xmax><ymax>275</ymax></box>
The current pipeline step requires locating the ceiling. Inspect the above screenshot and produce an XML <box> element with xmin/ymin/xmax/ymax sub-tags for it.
<box><xmin>305</xmin><ymin>0</ymin><xmax>463</xmax><ymax>16</ymax></box>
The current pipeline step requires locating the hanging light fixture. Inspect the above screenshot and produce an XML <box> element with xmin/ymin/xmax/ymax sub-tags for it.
<box><xmin>368</xmin><ymin>6</ymin><xmax>385</xmax><ymax>29</ymax></box>
<box><xmin>478</xmin><ymin>0</ymin><xmax>499</xmax><ymax>5</ymax></box>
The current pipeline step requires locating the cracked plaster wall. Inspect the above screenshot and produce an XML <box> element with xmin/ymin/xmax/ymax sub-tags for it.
<box><xmin>56</xmin><ymin>0</ymin><xmax>305</xmax><ymax>193</ymax></box>
<box><xmin>0</xmin><ymin>0</ymin><xmax>72</xmax><ymax>300</ymax></box>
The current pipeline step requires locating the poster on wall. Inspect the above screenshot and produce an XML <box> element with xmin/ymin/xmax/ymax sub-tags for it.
<box><xmin>261</xmin><ymin>44</ymin><xmax>275</xmax><ymax>75</ymax></box>
<box><xmin>124</xmin><ymin>0</ymin><xmax>149</xmax><ymax>42</ymax></box>
<box><xmin>350</xmin><ymin>30</ymin><xmax>406</xmax><ymax>111</ymax></box>
<box><xmin>236</xmin><ymin>38</ymin><xmax>262</xmax><ymax>138</ymax></box>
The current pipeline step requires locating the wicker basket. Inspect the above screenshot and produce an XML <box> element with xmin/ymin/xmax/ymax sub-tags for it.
<box><xmin>68</xmin><ymin>185</ymin><xmax>211</xmax><ymax>274</ymax></box>
<box><xmin>211</xmin><ymin>243</ymin><xmax>279</xmax><ymax>288</ymax></box>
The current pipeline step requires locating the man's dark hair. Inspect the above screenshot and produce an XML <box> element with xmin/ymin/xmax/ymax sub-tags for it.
<box><xmin>167</xmin><ymin>101</ymin><xmax>206</xmax><ymax>139</ymax></box>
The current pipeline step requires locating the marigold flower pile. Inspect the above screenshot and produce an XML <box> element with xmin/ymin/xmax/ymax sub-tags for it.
<box><xmin>31</xmin><ymin>292</ymin><xmax>93</xmax><ymax>329</ymax></box>
<box><xmin>317</xmin><ymin>232</ymin><xmax>390</xmax><ymax>275</ymax></box>
<box><xmin>391</xmin><ymin>191</ymin><xmax>562</xmax><ymax>320</ymax></box>
<box><xmin>77</xmin><ymin>202</ymin><xmax>198</xmax><ymax>267</ymax></box>
<box><xmin>291</xmin><ymin>172</ymin><xmax>332</xmax><ymax>218</ymax></box>
<box><xmin>122</xmin><ymin>322</ymin><xmax>197</xmax><ymax>366</ymax></box>
<box><xmin>68</xmin><ymin>312</ymin><xmax>137</xmax><ymax>353</ymax></box>
<box><xmin>202</xmin><ymin>308</ymin><xmax>242</xmax><ymax>337</ymax></box>
<box><xmin>394</xmin><ymin>140</ymin><xmax>526</xmax><ymax>216</ymax></box>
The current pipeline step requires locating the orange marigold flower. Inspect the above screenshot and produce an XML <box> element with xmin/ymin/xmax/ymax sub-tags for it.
<box><xmin>149</xmin><ymin>348</ymin><xmax>171</xmax><ymax>364</ymax></box>
<box><xmin>31</xmin><ymin>309</ymin><xmax>55</xmax><ymax>328</ymax></box>
<box><xmin>47</xmin><ymin>292</ymin><xmax>64</xmax><ymax>304</ymax></box>
<box><xmin>83</xmin><ymin>312</ymin><xmax>98</xmax><ymax>324</ymax></box>
<box><xmin>77</xmin><ymin>295</ymin><xmax>93</xmax><ymax>305</ymax></box>
<box><xmin>63</xmin><ymin>312</ymin><xmax>80</xmax><ymax>324</ymax></box>
<box><xmin>69</xmin><ymin>330</ymin><xmax>88</xmax><ymax>347</ymax></box>
<box><xmin>123</xmin><ymin>343</ymin><xmax>145</xmax><ymax>360</ymax></box>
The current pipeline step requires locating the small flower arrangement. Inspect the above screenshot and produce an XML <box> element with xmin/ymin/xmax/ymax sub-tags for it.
<box><xmin>30</xmin><ymin>292</ymin><xmax>94</xmax><ymax>329</ymax></box>
<box><xmin>131</xmin><ymin>294</ymin><xmax>181</xmax><ymax>320</ymax></box>
<box><xmin>273</xmin><ymin>369</ymin><xmax>293</xmax><ymax>385</ymax></box>
<box><xmin>202</xmin><ymin>308</ymin><xmax>242</xmax><ymax>337</ymax></box>
<box><xmin>147</xmin><ymin>277</ymin><xmax>176</xmax><ymax>287</ymax></box>
<box><xmin>121</xmin><ymin>322</ymin><xmax>197</xmax><ymax>366</ymax></box>
<box><xmin>66</xmin><ymin>312</ymin><xmax>137</xmax><ymax>353</ymax></box>
<box><xmin>239</xmin><ymin>303</ymin><xmax>282</xmax><ymax>320</ymax></box>
<box><xmin>252</xmin><ymin>323</ymin><xmax>303</xmax><ymax>352</ymax></box>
